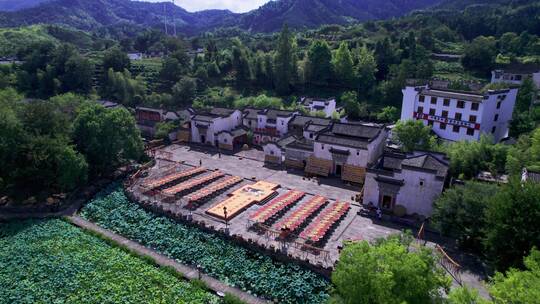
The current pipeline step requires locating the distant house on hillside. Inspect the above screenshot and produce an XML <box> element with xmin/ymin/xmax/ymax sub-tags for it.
<box><xmin>522</xmin><ymin>168</ymin><xmax>540</xmax><ymax>183</ymax></box>
<box><xmin>135</xmin><ymin>107</ymin><xmax>183</xmax><ymax>138</ymax></box>
<box><xmin>491</xmin><ymin>63</ymin><xmax>540</xmax><ymax>87</ymax></box>
<box><xmin>127</xmin><ymin>53</ymin><xmax>144</xmax><ymax>61</ymax></box>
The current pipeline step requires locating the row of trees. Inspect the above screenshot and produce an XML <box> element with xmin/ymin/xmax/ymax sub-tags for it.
<box><xmin>0</xmin><ymin>89</ymin><xmax>143</xmax><ymax>199</ymax></box>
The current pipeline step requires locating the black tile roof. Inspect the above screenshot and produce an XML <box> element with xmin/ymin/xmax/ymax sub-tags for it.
<box><xmin>316</xmin><ymin>123</ymin><xmax>385</xmax><ymax>149</ymax></box>
<box><xmin>210</xmin><ymin>107</ymin><xmax>238</xmax><ymax>117</ymax></box>
<box><xmin>419</xmin><ymin>88</ymin><xmax>485</xmax><ymax>102</ymax></box>
<box><xmin>497</xmin><ymin>62</ymin><xmax>540</xmax><ymax>74</ymax></box>
<box><xmin>285</xmin><ymin>137</ymin><xmax>314</xmax><ymax>152</ymax></box>
<box><xmin>376</xmin><ymin>152</ymin><xmax>449</xmax><ymax>178</ymax></box>
<box><xmin>289</xmin><ymin>115</ymin><xmax>332</xmax><ymax>128</ymax></box>
<box><xmin>264</xmin><ymin>109</ymin><xmax>296</xmax><ymax>120</ymax></box>
<box><xmin>243</xmin><ymin>108</ymin><xmax>260</xmax><ymax>120</ymax></box>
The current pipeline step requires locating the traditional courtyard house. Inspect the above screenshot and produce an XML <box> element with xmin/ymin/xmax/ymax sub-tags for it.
<box><xmin>216</xmin><ymin>127</ymin><xmax>249</xmax><ymax>151</ymax></box>
<box><xmin>363</xmin><ymin>151</ymin><xmax>449</xmax><ymax>217</ymax></box>
<box><xmin>307</xmin><ymin>122</ymin><xmax>388</xmax><ymax>184</ymax></box>
<box><xmin>300</xmin><ymin>97</ymin><xmax>336</xmax><ymax>117</ymax></box>
<box><xmin>254</xmin><ymin>109</ymin><xmax>297</xmax><ymax>145</ymax></box>
<box><xmin>135</xmin><ymin>107</ymin><xmax>165</xmax><ymax>137</ymax></box>
<box><xmin>283</xmin><ymin>136</ymin><xmax>317</xmax><ymax>169</ymax></box>
<box><xmin>491</xmin><ymin>63</ymin><xmax>540</xmax><ymax>87</ymax></box>
<box><xmin>287</xmin><ymin>115</ymin><xmax>332</xmax><ymax>137</ymax></box>
<box><xmin>190</xmin><ymin>108</ymin><xmax>242</xmax><ymax>146</ymax></box>
<box><xmin>242</xmin><ymin>108</ymin><xmax>260</xmax><ymax>131</ymax></box>
<box><xmin>401</xmin><ymin>84</ymin><xmax>518</xmax><ymax>142</ymax></box>
<box><xmin>262</xmin><ymin>136</ymin><xmax>298</xmax><ymax>165</ymax></box>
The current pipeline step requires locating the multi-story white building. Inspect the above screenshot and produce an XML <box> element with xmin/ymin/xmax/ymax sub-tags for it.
<box><xmin>401</xmin><ymin>85</ymin><xmax>518</xmax><ymax>142</ymax></box>
<box><xmin>300</xmin><ymin>97</ymin><xmax>336</xmax><ymax>118</ymax></box>
<box><xmin>191</xmin><ymin>108</ymin><xmax>242</xmax><ymax>146</ymax></box>
<box><xmin>363</xmin><ymin>151</ymin><xmax>449</xmax><ymax>217</ymax></box>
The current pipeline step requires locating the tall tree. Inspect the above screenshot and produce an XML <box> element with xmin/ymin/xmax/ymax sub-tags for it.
<box><xmin>307</xmin><ymin>40</ymin><xmax>332</xmax><ymax>85</ymax></box>
<box><xmin>484</xmin><ymin>180</ymin><xmax>540</xmax><ymax>271</ymax></box>
<box><xmin>333</xmin><ymin>42</ymin><xmax>355</xmax><ymax>87</ymax></box>
<box><xmin>102</xmin><ymin>47</ymin><xmax>130</xmax><ymax>73</ymax></box>
<box><xmin>489</xmin><ymin>249</ymin><xmax>540</xmax><ymax>302</ymax></box>
<box><xmin>355</xmin><ymin>46</ymin><xmax>378</xmax><ymax>97</ymax></box>
<box><xmin>393</xmin><ymin>120</ymin><xmax>435</xmax><ymax>152</ymax></box>
<box><xmin>432</xmin><ymin>182</ymin><xmax>498</xmax><ymax>252</ymax></box>
<box><xmin>331</xmin><ymin>234</ymin><xmax>450</xmax><ymax>304</ymax></box>
<box><xmin>274</xmin><ymin>24</ymin><xmax>296</xmax><ymax>95</ymax></box>
<box><xmin>73</xmin><ymin>104</ymin><xmax>143</xmax><ymax>176</ymax></box>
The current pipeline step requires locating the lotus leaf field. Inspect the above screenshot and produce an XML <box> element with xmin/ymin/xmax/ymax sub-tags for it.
<box><xmin>0</xmin><ymin>219</ymin><xmax>219</xmax><ymax>304</ymax></box>
<box><xmin>80</xmin><ymin>184</ymin><xmax>330</xmax><ymax>303</ymax></box>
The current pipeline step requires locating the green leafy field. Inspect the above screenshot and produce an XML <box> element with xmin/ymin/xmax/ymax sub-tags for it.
<box><xmin>80</xmin><ymin>185</ymin><xmax>330</xmax><ymax>304</ymax></box>
<box><xmin>0</xmin><ymin>219</ymin><xmax>219</xmax><ymax>304</ymax></box>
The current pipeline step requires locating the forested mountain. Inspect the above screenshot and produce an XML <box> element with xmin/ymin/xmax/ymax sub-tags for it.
<box><xmin>0</xmin><ymin>0</ymin><xmax>442</xmax><ymax>34</ymax></box>
<box><xmin>0</xmin><ymin>0</ymin><xmax>49</xmax><ymax>12</ymax></box>
<box><xmin>229</xmin><ymin>0</ymin><xmax>442</xmax><ymax>32</ymax></box>
<box><xmin>0</xmin><ymin>0</ymin><xmax>237</xmax><ymax>35</ymax></box>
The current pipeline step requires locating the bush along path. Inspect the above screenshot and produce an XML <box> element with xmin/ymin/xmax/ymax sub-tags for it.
<box><xmin>80</xmin><ymin>184</ymin><xmax>330</xmax><ymax>304</ymax></box>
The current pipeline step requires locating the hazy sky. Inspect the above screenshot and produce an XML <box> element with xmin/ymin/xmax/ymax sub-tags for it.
<box><xmin>138</xmin><ymin>0</ymin><xmax>271</xmax><ymax>13</ymax></box>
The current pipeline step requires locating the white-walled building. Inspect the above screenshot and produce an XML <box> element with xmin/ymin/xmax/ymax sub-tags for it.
<box><xmin>401</xmin><ymin>85</ymin><xmax>518</xmax><ymax>142</ymax></box>
<box><xmin>307</xmin><ymin>122</ymin><xmax>388</xmax><ymax>184</ymax></box>
<box><xmin>300</xmin><ymin>97</ymin><xmax>337</xmax><ymax>118</ymax></box>
<box><xmin>127</xmin><ymin>52</ymin><xmax>144</xmax><ymax>61</ymax></box>
<box><xmin>491</xmin><ymin>63</ymin><xmax>540</xmax><ymax>88</ymax></box>
<box><xmin>191</xmin><ymin>108</ymin><xmax>242</xmax><ymax>146</ymax></box>
<box><xmin>363</xmin><ymin>151</ymin><xmax>449</xmax><ymax>217</ymax></box>
<box><xmin>252</xmin><ymin>109</ymin><xmax>296</xmax><ymax>145</ymax></box>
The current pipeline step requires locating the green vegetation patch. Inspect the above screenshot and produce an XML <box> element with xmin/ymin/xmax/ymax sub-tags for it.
<box><xmin>80</xmin><ymin>184</ymin><xmax>330</xmax><ymax>304</ymax></box>
<box><xmin>0</xmin><ymin>219</ymin><xmax>219</xmax><ymax>304</ymax></box>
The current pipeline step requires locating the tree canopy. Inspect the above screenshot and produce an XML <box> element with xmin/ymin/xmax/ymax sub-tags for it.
<box><xmin>331</xmin><ymin>234</ymin><xmax>451</xmax><ymax>304</ymax></box>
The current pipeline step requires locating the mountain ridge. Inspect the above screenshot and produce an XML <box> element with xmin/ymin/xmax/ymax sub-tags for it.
<box><xmin>0</xmin><ymin>0</ymin><xmax>445</xmax><ymax>34</ymax></box>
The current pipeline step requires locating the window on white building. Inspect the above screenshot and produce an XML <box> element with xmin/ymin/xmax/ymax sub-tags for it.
<box><xmin>471</xmin><ymin>103</ymin><xmax>479</xmax><ymax>111</ymax></box>
<box><xmin>429</xmin><ymin>108</ymin><xmax>436</xmax><ymax>115</ymax></box>
<box><xmin>443</xmin><ymin>99</ymin><xmax>450</xmax><ymax>106</ymax></box>
<box><xmin>442</xmin><ymin>110</ymin><xmax>448</xmax><ymax>118</ymax></box>
<box><xmin>419</xmin><ymin>179</ymin><xmax>425</xmax><ymax>187</ymax></box>
<box><xmin>431</xmin><ymin>97</ymin><xmax>437</xmax><ymax>104</ymax></box>
<box><xmin>457</xmin><ymin>100</ymin><xmax>465</xmax><ymax>108</ymax></box>
<box><xmin>455</xmin><ymin>113</ymin><xmax>462</xmax><ymax>120</ymax></box>
<box><xmin>419</xmin><ymin>95</ymin><xmax>425</xmax><ymax>102</ymax></box>
<box><xmin>469</xmin><ymin>115</ymin><xmax>477</xmax><ymax>123</ymax></box>
<box><xmin>494</xmin><ymin>114</ymin><xmax>499</xmax><ymax>122</ymax></box>
<box><xmin>440</xmin><ymin>123</ymin><xmax>446</xmax><ymax>130</ymax></box>
<box><xmin>467</xmin><ymin>128</ymin><xmax>475</xmax><ymax>136</ymax></box>
<box><xmin>492</xmin><ymin>126</ymin><xmax>497</xmax><ymax>133</ymax></box>
<box><xmin>417</xmin><ymin>106</ymin><xmax>424</xmax><ymax>113</ymax></box>
<box><xmin>453</xmin><ymin>125</ymin><xmax>460</xmax><ymax>133</ymax></box>
<box><xmin>497</xmin><ymin>101</ymin><xmax>502</xmax><ymax>109</ymax></box>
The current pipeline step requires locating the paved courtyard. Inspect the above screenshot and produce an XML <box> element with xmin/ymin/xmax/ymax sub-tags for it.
<box><xmin>131</xmin><ymin>143</ymin><xmax>488</xmax><ymax>296</ymax></box>
<box><xmin>160</xmin><ymin>144</ymin><xmax>360</xmax><ymax>202</ymax></box>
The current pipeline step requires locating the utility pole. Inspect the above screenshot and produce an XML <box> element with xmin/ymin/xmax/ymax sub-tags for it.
<box><xmin>163</xmin><ymin>3</ymin><xmax>168</xmax><ymax>35</ymax></box>
<box><xmin>172</xmin><ymin>0</ymin><xmax>177</xmax><ymax>37</ymax></box>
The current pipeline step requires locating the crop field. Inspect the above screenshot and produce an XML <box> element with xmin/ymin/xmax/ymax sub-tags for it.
<box><xmin>80</xmin><ymin>184</ymin><xmax>330</xmax><ymax>304</ymax></box>
<box><xmin>0</xmin><ymin>219</ymin><xmax>219</xmax><ymax>304</ymax></box>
